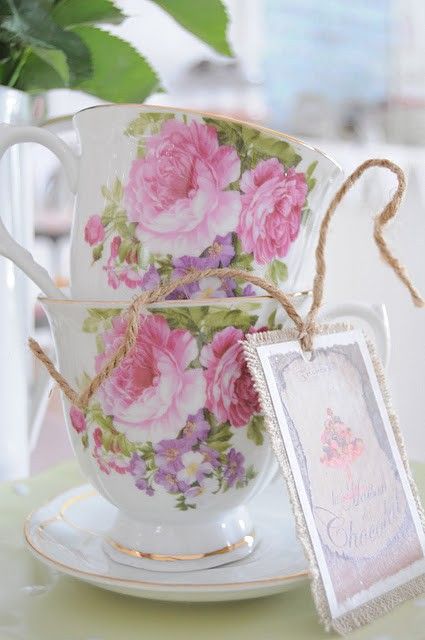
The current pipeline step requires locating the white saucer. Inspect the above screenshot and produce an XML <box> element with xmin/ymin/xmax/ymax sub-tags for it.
<box><xmin>24</xmin><ymin>478</ymin><xmax>308</xmax><ymax>602</ymax></box>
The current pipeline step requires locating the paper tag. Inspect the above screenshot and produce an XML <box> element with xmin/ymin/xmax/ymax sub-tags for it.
<box><xmin>244</xmin><ymin>326</ymin><xmax>425</xmax><ymax>634</ymax></box>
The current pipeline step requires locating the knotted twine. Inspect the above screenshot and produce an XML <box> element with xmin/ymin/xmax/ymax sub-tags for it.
<box><xmin>29</xmin><ymin>159</ymin><xmax>424</xmax><ymax>412</ymax></box>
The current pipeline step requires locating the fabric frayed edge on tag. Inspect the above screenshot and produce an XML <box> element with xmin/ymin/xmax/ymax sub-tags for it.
<box><xmin>243</xmin><ymin>322</ymin><xmax>425</xmax><ymax>635</ymax></box>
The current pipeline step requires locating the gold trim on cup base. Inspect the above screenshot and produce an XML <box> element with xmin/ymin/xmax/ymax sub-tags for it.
<box><xmin>106</xmin><ymin>534</ymin><xmax>255</xmax><ymax>562</ymax></box>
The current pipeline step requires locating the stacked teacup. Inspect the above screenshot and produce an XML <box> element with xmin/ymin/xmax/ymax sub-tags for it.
<box><xmin>0</xmin><ymin>106</ymin><xmax>388</xmax><ymax>570</ymax></box>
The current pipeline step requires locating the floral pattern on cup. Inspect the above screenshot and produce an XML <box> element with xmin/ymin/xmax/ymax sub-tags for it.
<box><xmin>73</xmin><ymin>301</ymin><xmax>280</xmax><ymax>510</ymax></box>
<box><xmin>84</xmin><ymin>112</ymin><xmax>318</xmax><ymax>297</ymax></box>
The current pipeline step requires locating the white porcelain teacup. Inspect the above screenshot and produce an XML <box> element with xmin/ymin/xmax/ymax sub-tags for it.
<box><xmin>40</xmin><ymin>293</ymin><xmax>389</xmax><ymax>571</ymax></box>
<box><xmin>0</xmin><ymin>105</ymin><xmax>341</xmax><ymax>300</ymax></box>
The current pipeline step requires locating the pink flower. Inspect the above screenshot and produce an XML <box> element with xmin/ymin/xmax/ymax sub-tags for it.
<box><xmin>84</xmin><ymin>215</ymin><xmax>105</xmax><ymax>246</ymax></box>
<box><xmin>200</xmin><ymin>326</ymin><xmax>260</xmax><ymax>427</ymax></box>
<box><xmin>95</xmin><ymin>314</ymin><xmax>206</xmax><ymax>437</ymax></box>
<box><xmin>93</xmin><ymin>427</ymin><xmax>103</xmax><ymax>447</ymax></box>
<box><xmin>69</xmin><ymin>406</ymin><xmax>86</xmax><ymax>434</ymax></box>
<box><xmin>320</xmin><ymin>409</ymin><xmax>364</xmax><ymax>471</ymax></box>
<box><xmin>124</xmin><ymin>119</ymin><xmax>241</xmax><ymax>256</ymax></box>
<box><xmin>237</xmin><ymin>158</ymin><xmax>307</xmax><ymax>264</ymax></box>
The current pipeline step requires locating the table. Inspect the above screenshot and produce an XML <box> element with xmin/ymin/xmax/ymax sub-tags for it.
<box><xmin>1</xmin><ymin>460</ymin><xmax>425</xmax><ymax>640</ymax></box>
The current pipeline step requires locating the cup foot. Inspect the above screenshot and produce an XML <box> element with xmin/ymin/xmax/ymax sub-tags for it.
<box><xmin>103</xmin><ymin>505</ymin><xmax>255</xmax><ymax>572</ymax></box>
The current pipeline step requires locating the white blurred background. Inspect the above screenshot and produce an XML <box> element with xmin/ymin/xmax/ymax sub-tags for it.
<box><xmin>29</xmin><ymin>0</ymin><xmax>425</xmax><ymax>471</ymax></box>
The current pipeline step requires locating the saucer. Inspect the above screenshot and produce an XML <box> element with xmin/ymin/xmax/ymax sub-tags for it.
<box><xmin>24</xmin><ymin>478</ymin><xmax>308</xmax><ymax>602</ymax></box>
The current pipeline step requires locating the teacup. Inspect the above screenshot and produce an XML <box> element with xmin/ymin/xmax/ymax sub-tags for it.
<box><xmin>0</xmin><ymin>106</ymin><xmax>341</xmax><ymax>300</ymax></box>
<box><xmin>40</xmin><ymin>293</ymin><xmax>389</xmax><ymax>571</ymax></box>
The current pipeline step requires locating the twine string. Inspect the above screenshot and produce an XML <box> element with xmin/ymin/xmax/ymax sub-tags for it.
<box><xmin>304</xmin><ymin>158</ymin><xmax>424</xmax><ymax>347</ymax></box>
<box><xmin>29</xmin><ymin>158</ymin><xmax>424</xmax><ymax>410</ymax></box>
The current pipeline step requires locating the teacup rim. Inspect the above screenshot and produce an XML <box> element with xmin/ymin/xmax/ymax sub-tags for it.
<box><xmin>39</xmin><ymin>290</ymin><xmax>312</xmax><ymax>307</ymax></box>
<box><xmin>68</xmin><ymin>103</ymin><xmax>342</xmax><ymax>174</ymax></box>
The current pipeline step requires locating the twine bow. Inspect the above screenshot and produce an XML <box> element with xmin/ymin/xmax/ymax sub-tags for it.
<box><xmin>29</xmin><ymin>158</ymin><xmax>424</xmax><ymax>411</ymax></box>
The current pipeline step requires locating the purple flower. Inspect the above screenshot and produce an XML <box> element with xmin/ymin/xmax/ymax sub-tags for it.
<box><xmin>242</xmin><ymin>284</ymin><xmax>256</xmax><ymax>297</ymax></box>
<box><xmin>181</xmin><ymin>410</ymin><xmax>210</xmax><ymax>443</ymax></box>
<box><xmin>177</xmin><ymin>451</ymin><xmax>214</xmax><ymax>485</ymax></box>
<box><xmin>220</xmin><ymin>277</ymin><xmax>236</xmax><ymax>297</ymax></box>
<box><xmin>129</xmin><ymin>453</ymin><xmax>154</xmax><ymax>495</ymax></box>
<box><xmin>140</xmin><ymin>264</ymin><xmax>160</xmax><ymax>291</ymax></box>
<box><xmin>206</xmin><ymin>233</ymin><xmax>235</xmax><ymax>267</ymax></box>
<box><xmin>154</xmin><ymin>438</ymin><xmax>192</xmax><ymax>473</ymax></box>
<box><xmin>135</xmin><ymin>476</ymin><xmax>154</xmax><ymax>495</ymax></box>
<box><xmin>171</xmin><ymin>255</ymin><xmax>217</xmax><ymax>298</ymax></box>
<box><xmin>184</xmin><ymin>485</ymin><xmax>203</xmax><ymax>498</ymax></box>
<box><xmin>129</xmin><ymin>452</ymin><xmax>146</xmax><ymax>477</ymax></box>
<box><xmin>224</xmin><ymin>448</ymin><xmax>245</xmax><ymax>487</ymax></box>
<box><xmin>199</xmin><ymin>443</ymin><xmax>220</xmax><ymax>468</ymax></box>
<box><xmin>154</xmin><ymin>468</ymin><xmax>189</xmax><ymax>494</ymax></box>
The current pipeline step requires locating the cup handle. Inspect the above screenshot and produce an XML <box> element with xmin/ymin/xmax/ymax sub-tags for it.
<box><xmin>0</xmin><ymin>123</ymin><xmax>79</xmax><ymax>192</ymax></box>
<box><xmin>0</xmin><ymin>123</ymin><xmax>78</xmax><ymax>298</ymax></box>
<box><xmin>319</xmin><ymin>301</ymin><xmax>391</xmax><ymax>369</ymax></box>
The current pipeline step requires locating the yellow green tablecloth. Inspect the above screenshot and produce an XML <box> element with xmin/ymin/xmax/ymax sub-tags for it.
<box><xmin>1</xmin><ymin>460</ymin><xmax>425</xmax><ymax>640</ymax></box>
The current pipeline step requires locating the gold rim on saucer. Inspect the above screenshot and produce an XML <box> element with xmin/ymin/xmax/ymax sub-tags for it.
<box><xmin>24</xmin><ymin>489</ymin><xmax>308</xmax><ymax>590</ymax></box>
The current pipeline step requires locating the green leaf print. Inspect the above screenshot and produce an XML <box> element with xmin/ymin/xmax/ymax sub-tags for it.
<box><xmin>175</xmin><ymin>494</ymin><xmax>196</xmax><ymax>511</ymax></box>
<box><xmin>82</xmin><ymin>308</ymin><xmax>122</xmax><ymax>333</ymax></box>
<box><xmin>267</xmin><ymin>308</ymin><xmax>277</xmax><ymax>330</ymax></box>
<box><xmin>206</xmin><ymin>421</ymin><xmax>232</xmax><ymax>452</ymax></box>
<box><xmin>253</xmin><ymin>134</ymin><xmax>301</xmax><ymax>168</ymax></box>
<box><xmin>247</xmin><ymin>414</ymin><xmax>266</xmax><ymax>446</ymax></box>
<box><xmin>266</xmin><ymin>260</ymin><xmax>288</xmax><ymax>286</ymax></box>
<box><xmin>306</xmin><ymin>160</ymin><xmax>317</xmax><ymax>193</ymax></box>
<box><xmin>152</xmin><ymin>254</ymin><xmax>174</xmax><ymax>279</ymax></box>
<box><xmin>204</xmin><ymin>117</ymin><xmax>301</xmax><ymax>174</ymax></box>
<box><xmin>92</xmin><ymin>243</ymin><xmax>104</xmax><ymax>262</ymax></box>
<box><xmin>202</xmin><ymin>308</ymin><xmax>258</xmax><ymax>341</ymax></box>
<box><xmin>125</xmin><ymin>111</ymin><xmax>174</xmax><ymax>138</ymax></box>
<box><xmin>112</xmin><ymin>177</ymin><xmax>124</xmax><ymax>200</ymax></box>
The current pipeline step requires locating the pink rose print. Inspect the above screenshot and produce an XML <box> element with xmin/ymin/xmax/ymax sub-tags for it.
<box><xmin>124</xmin><ymin>119</ymin><xmax>241</xmax><ymax>256</ymax></box>
<box><xmin>320</xmin><ymin>408</ymin><xmax>364</xmax><ymax>478</ymax></box>
<box><xmin>237</xmin><ymin>158</ymin><xmax>307</xmax><ymax>264</ymax></box>
<box><xmin>95</xmin><ymin>313</ymin><xmax>206</xmax><ymax>436</ymax></box>
<box><xmin>69</xmin><ymin>406</ymin><xmax>86</xmax><ymax>434</ymax></box>
<box><xmin>84</xmin><ymin>215</ymin><xmax>105</xmax><ymax>246</ymax></box>
<box><xmin>200</xmin><ymin>326</ymin><xmax>261</xmax><ymax>427</ymax></box>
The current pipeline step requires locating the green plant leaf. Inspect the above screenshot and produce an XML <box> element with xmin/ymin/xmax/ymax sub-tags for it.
<box><xmin>52</xmin><ymin>0</ymin><xmax>125</xmax><ymax>27</ymax></box>
<box><xmin>70</xmin><ymin>25</ymin><xmax>160</xmax><ymax>101</ymax></box>
<box><xmin>14</xmin><ymin>48</ymin><xmax>67</xmax><ymax>92</ymax></box>
<box><xmin>266</xmin><ymin>260</ymin><xmax>288</xmax><ymax>286</ymax></box>
<box><xmin>247</xmin><ymin>415</ymin><xmax>266</xmax><ymax>446</ymax></box>
<box><xmin>3</xmin><ymin>0</ymin><xmax>91</xmax><ymax>85</ymax></box>
<box><xmin>30</xmin><ymin>46</ymin><xmax>69</xmax><ymax>82</ymax></box>
<box><xmin>151</xmin><ymin>0</ymin><xmax>232</xmax><ymax>56</ymax></box>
